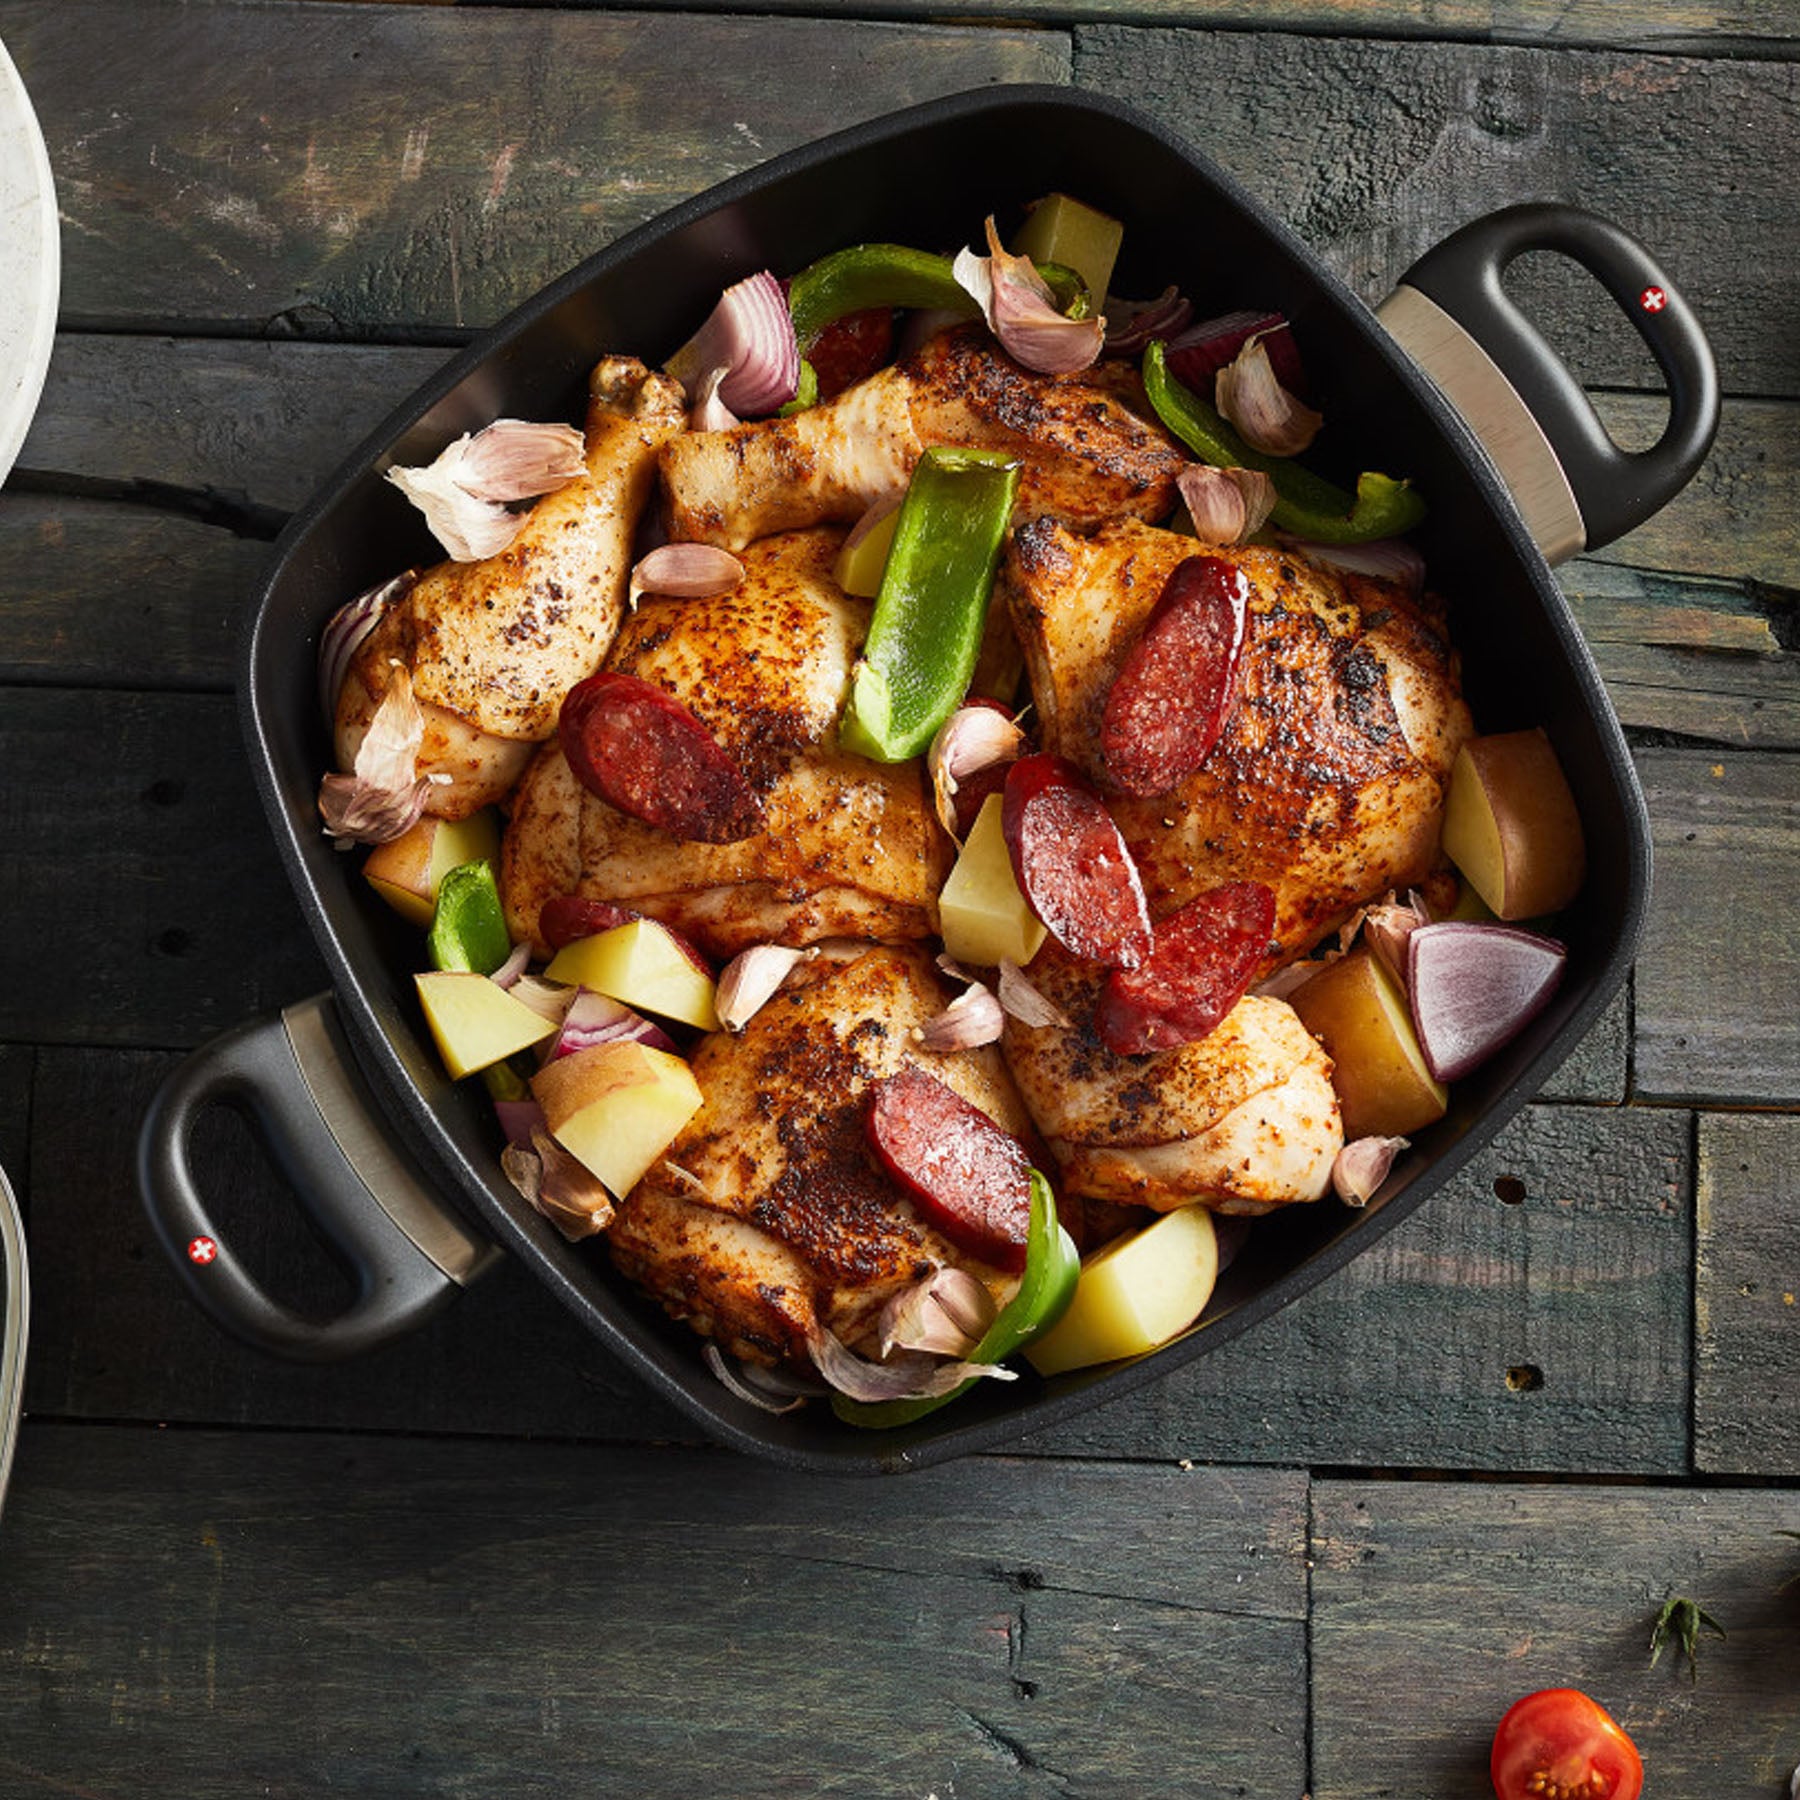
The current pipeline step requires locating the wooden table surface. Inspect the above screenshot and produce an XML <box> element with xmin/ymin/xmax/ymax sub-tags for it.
<box><xmin>2</xmin><ymin>1</ymin><xmax>1796</xmax><ymax>1794</ymax></box>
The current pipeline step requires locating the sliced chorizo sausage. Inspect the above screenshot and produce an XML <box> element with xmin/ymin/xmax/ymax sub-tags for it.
<box><xmin>1002</xmin><ymin>753</ymin><xmax>1153</xmax><ymax>970</ymax></box>
<box><xmin>559</xmin><ymin>672</ymin><xmax>764</xmax><ymax>844</ymax></box>
<box><xmin>1094</xmin><ymin>881</ymin><xmax>1277</xmax><ymax>1056</ymax></box>
<box><xmin>1099</xmin><ymin>553</ymin><xmax>1251</xmax><ymax>799</ymax></box>
<box><xmin>867</xmin><ymin>1063</ymin><xmax>1032</xmax><ymax>1273</ymax></box>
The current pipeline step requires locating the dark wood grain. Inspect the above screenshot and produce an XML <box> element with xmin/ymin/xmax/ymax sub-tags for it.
<box><xmin>313</xmin><ymin>0</ymin><xmax>1800</xmax><ymax>58</ymax></box>
<box><xmin>0</xmin><ymin>688</ymin><xmax>325</xmax><ymax>1049</ymax></box>
<box><xmin>1694</xmin><ymin>1111</ymin><xmax>1800</xmax><ymax>1477</ymax></box>
<box><xmin>1560</xmin><ymin>561</ymin><xmax>1799</xmax><ymax>750</ymax></box>
<box><xmin>1073</xmin><ymin>32</ymin><xmax>1799</xmax><ymax>400</ymax></box>
<box><xmin>1312</xmin><ymin>1479</ymin><xmax>1800</xmax><ymax>1797</ymax></box>
<box><xmin>11</xmin><ymin>0</ymin><xmax>1068</xmax><ymax>337</ymax></box>
<box><xmin>0</xmin><ymin>1423</ymin><xmax>1309</xmax><ymax>1798</ymax></box>
<box><xmin>1535</xmin><ymin>983</ymin><xmax>1628</xmax><ymax>1104</ymax></box>
<box><xmin>0</xmin><ymin>1049</ymin><xmax>31</xmax><ymax>1221</ymax></box>
<box><xmin>1030</xmin><ymin>1103</ymin><xmax>1691</xmax><ymax>1475</ymax></box>
<box><xmin>1633</xmin><ymin>749</ymin><xmax>1800</xmax><ymax>1105</ymax></box>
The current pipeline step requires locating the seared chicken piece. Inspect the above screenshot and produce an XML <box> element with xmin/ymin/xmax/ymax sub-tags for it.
<box><xmin>1002</xmin><ymin>943</ymin><xmax>1342</xmax><ymax>1215</ymax></box>
<box><xmin>500</xmin><ymin>527</ymin><xmax>949</xmax><ymax>960</ymax></box>
<box><xmin>608</xmin><ymin>944</ymin><xmax>1039</xmax><ymax>1368</ymax></box>
<box><xmin>1004</xmin><ymin>517</ymin><xmax>1471</xmax><ymax>971</ymax></box>
<box><xmin>661</xmin><ymin>326</ymin><xmax>1185</xmax><ymax>550</ymax></box>
<box><xmin>336</xmin><ymin>357</ymin><xmax>686</xmax><ymax>819</ymax></box>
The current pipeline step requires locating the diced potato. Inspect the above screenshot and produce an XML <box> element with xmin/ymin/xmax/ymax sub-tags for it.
<box><xmin>1441</xmin><ymin>729</ymin><xmax>1585</xmax><ymax>920</ymax></box>
<box><xmin>544</xmin><ymin>919</ymin><xmax>719</xmax><ymax>1031</ymax></box>
<box><xmin>1012</xmin><ymin>193</ymin><xmax>1124</xmax><ymax>312</ymax></box>
<box><xmin>1024</xmin><ymin>1204</ymin><xmax>1218</xmax><ymax>1376</ymax></box>
<box><xmin>364</xmin><ymin>811</ymin><xmax>503</xmax><ymax>928</ymax></box>
<box><xmin>532</xmin><ymin>1041</ymin><xmax>704</xmax><ymax>1198</ymax></box>
<box><xmin>939</xmin><ymin>792</ymin><xmax>1047</xmax><ymax>969</ymax></box>
<box><xmin>833</xmin><ymin>506</ymin><xmax>899</xmax><ymax>598</ymax></box>
<box><xmin>1288</xmin><ymin>946</ymin><xmax>1448</xmax><ymax>1139</ymax></box>
<box><xmin>414</xmin><ymin>971</ymin><xmax>556</xmax><ymax>1080</ymax></box>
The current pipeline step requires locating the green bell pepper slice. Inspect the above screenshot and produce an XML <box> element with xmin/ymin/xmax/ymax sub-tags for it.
<box><xmin>832</xmin><ymin>1170</ymin><xmax>1080</xmax><ymax>1431</ymax></box>
<box><xmin>427</xmin><ymin>858</ymin><xmax>527</xmax><ymax>1100</ymax></box>
<box><xmin>1142</xmin><ymin>339</ymin><xmax>1427</xmax><ymax>544</ymax></box>
<box><xmin>839</xmin><ymin>446</ymin><xmax>1020</xmax><ymax>764</ymax></box>
<box><xmin>786</xmin><ymin>243</ymin><xmax>1088</xmax><ymax>354</ymax></box>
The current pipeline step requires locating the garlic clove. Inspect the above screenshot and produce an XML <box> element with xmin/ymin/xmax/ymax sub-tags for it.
<box><xmin>877</xmin><ymin>1266</ymin><xmax>999</xmax><ymax>1358</ymax></box>
<box><xmin>996</xmin><ymin>958</ymin><xmax>1070</xmax><ymax>1029</ymax></box>
<box><xmin>953</xmin><ymin>217</ymin><xmax>1106</xmax><ymax>377</ymax></box>
<box><xmin>386</xmin><ymin>419</ymin><xmax>587</xmax><ymax>562</ymax></box>
<box><xmin>912</xmin><ymin>983</ymin><xmax>1005</xmax><ymax>1051</ymax></box>
<box><xmin>1332</xmin><ymin>1135</ymin><xmax>1410</xmax><ymax>1206</ymax></box>
<box><xmin>716</xmin><ymin>944</ymin><xmax>816</xmax><ymax>1033</ymax></box>
<box><xmin>317</xmin><ymin>663</ymin><xmax>450</xmax><ymax>846</ymax></box>
<box><xmin>1176</xmin><ymin>464</ymin><xmax>1279</xmax><ymax>546</ymax></box>
<box><xmin>502</xmin><ymin>1128</ymin><xmax>616</xmax><ymax>1239</ymax></box>
<box><xmin>630</xmin><ymin>543</ymin><xmax>746</xmax><ymax>610</ymax></box>
<box><xmin>927</xmin><ymin>703</ymin><xmax>1026</xmax><ymax>839</ymax></box>
<box><xmin>1215</xmin><ymin>335</ymin><xmax>1325</xmax><ymax>457</ymax></box>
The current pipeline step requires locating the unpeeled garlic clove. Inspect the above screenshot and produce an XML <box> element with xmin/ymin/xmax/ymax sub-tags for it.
<box><xmin>317</xmin><ymin>663</ymin><xmax>450</xmax><ymax>846</ymax></box>
<box><xmin>386</xmin><ymin>419</ymin><xmax>587</xmax><ymax>562</ymax></box>
<box><xmin>1177</xmin><ymin>463</ymin><xmax>1278</xmax><ymax>545</ymax></box>
<box><xmin>629</xmin><ymin>542</ymin><xmax>745</xmax><ymax>610</ymax></box>
<box><xmin>953</xmin><ymin>217</ymin><xmax>1105</xmax><ymax>377</ymax></box>
<box><xmin>912</xmin><ymin>983</ymin><xmax>1005</xmax><ymax>1051</ymax></box>
<box><xmin>715</xmin><ymin>944</ymin><xmax>816</xmax><ymax>1033</ymax></box>
<box><xmin>1332</xmin><ymin>1136</ymin><xmax>1410</xmax><ymax>1206</ymax></box>
<box><xmin>996</xmin><ymin>958</ymin><xmax>1070</xmax><ymax>1029</ymax></box>
<box><xmin>1215</xmin><ymin>336</ymin><xmax>1324</xmax><ymax>457</ymax></box>
<box><xmin>877</xmin><ymin>1266</ymin><xmax>999</xmax><ymax>1358</ymax></box>
<box><xmin>928</xmin><ymin>704</ymin><xmax>1026</xmax><ymax>839</ymax></box>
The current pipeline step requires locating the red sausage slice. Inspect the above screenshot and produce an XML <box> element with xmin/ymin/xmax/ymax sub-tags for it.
<box><xmin>807</xmin><ymin>307</ymin><xmax>895</xmax><ymax>399</ymax></box>
<box><xmin>867</xmin><ymin>1064</ymin><xmax>1032</xmax><ymax>1273</ymax></box>
<box><xmin>538</xmin><ymin>895</ymin><xmax>642</xmax><ymax>951</ymax></box>
<box><xmin>1094</xmin><ymin>881</ymin><xmax>1277</xmax><ymax>1056</ymax></box>
<box><xmin>1002</xmin><ymin>754</ymin><xmax>1153</xmax><ymax>971</ymax></box>
<box><xmin>1099</xmin><ymin>554</ymin><xmax>1251</xmax><ymax>799</ymax></box>
<box><xmin>560</xmin><ymin>673</ymin><xmax>764</xmax><ymax>844</ymax></box>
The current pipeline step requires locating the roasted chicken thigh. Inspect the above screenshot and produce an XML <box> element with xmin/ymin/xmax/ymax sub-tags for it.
<box><xmin>660</xmin><ymin>326</ymin><xmax>1185</xmax><ymax>550</ymax></box>
<box><xmin>500</xmin><ymin>527</ymin><xmax>948</xmax><ymax>960</ymax></box>
<box><xmin>608</xmin><ymin>944</ymin><xmax>1037</xmax><ymax>1367</ymax></box>
<box><xmin>1003</xmin><ymin>517</ymin><xmax>1472</xmax><ymax>972</ymax></box>
<box><xmin>336</xmin><ymin>356</ymin><xmax>686</xmax><ymax>818</ymax></box>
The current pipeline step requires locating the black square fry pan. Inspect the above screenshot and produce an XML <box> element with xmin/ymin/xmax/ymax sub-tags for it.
<box><xmin>137</xmin><ymin>86</ymin><xmax>1716</xmax><ymax>1473</ymax></box>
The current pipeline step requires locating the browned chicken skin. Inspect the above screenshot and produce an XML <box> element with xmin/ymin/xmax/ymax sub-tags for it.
<box><xmin>1003</xmin><ymin>517</ymin><xmax>1472</xmax><ymax>972</ymax></box>
<box><xmin>499</xmin><ymin>528</ymin><xmax>949</xmax><ymax>961</ymax></box>
<box><xmin>608</xmin><ymin>945</ymin><xmax>1037</xmax><ymax>1368</ymax></box>
<box><xmin>337</xmin><ymin>356</ymin><xmax>685</xmax><ymax>818</ymax></box>
<box><xmin>1002</xmin><ymin>942</ymin><xmax>1342</xmax><ymax>1215</ymax></box>
<box><xmin>660</xmin><ymin>326</ymin><xmax>1186</xmax><ymax>550</ymax></box>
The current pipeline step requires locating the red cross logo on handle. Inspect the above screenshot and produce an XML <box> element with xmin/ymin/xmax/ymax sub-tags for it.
<box><xmin>1640</xmin><ymin>285</ymin><xmax>1668</xmax><ymax>313</ymax></box>
<box><xmin>188</xmin><ymin>1235</ymin><xmax>218</xmax><ymax>1265</ymax></box>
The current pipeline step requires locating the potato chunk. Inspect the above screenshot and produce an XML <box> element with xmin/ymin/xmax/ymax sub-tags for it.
<box><xmin>1441</xmin><ymin>729</ymin><xmax>1585</xmax><ymax>920</ymax></box>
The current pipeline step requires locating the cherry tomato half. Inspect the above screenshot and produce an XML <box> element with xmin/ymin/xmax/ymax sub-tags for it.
<box><xmin>1491</xmin><ymin>1688</ymin><xmax>1644</xmax><ymax>1800</ymax></box>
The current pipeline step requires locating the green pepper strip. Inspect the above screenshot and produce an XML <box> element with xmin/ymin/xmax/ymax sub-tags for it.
<box><xmin>833</xmin><ymin>1171</ymin><xmax>1080</xmax><ymax>1430</ymax></box>
<box><xmin>776</xmin><ymin>359</ymin><xmax>819</xmax><ymax>418</ymax></box>
<box><xmin>839</xmin><ymin>446</ymin><xmax>1021</xmax><ymax>764</ymax></box>
<box><xmin>1142</xmin><ymin>339</ymin><xmax>1426</xmax><ymax>544</ymax></box>
<box><xmin>427</xmin><ymin>859</ymin><xmax>527</xmax><ymax>1100</ymax></box>
<box><xmin>786</xmin><ymin>243</ymin><xmax>1087</xmax><ymax>354</ymax></box>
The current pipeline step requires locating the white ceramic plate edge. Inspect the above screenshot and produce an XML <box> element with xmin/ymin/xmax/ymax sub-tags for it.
<box><xmin>0</xmin><ymin>34</ymin><xmax>58</xmax><ymax>487</ymax></box>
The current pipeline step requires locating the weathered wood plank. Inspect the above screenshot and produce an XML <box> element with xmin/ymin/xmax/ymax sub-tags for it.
<box><xmin>12</xmin><ymin>0</ymin><xmax>1067</xmax><ymax>337</ymax></box>
<box><xmin>0</xmin><ymin>1424</ymin><xmax>1308</xmax><ymax>1798</ymax></box>
<box><xmin>1535</xmin><ymin>982</ymin><xmax>1628</xmax><ymax>1104</ymax></box>
<box><xmin>311</xmin><ymin>0</ymin><xmax>1800</xmax><ymax>58</ymax></box>
<box><xmin>1560</xmin><ymin>561</ymin><xmax>1799</xmax><ymax>750</ymax></box>
<box><xmin>1028</xmin><ymin>1103</ymin><xmax>1691</xmax><ymax>1474</ymax></box>
<box><xmin>1313</xmin><ymin>1480</ymin><xmax>1800</xmax><ymax>1797</ymax></box>
<box><xmin>0</xmin><ymin>688</ymin><xmax>325</xmax><ymax>1048</ymax></box>
<box><xmin>1073</xmin><ymin>32</ymin><xmax>1800</xmax><ymax>400</ymax></box>
<box><xmin>1695</xmin><ymin>1111</ymin><xmax>1800</xmax><ymax>1477</ymax></box>
<box><xmin>1633</xmin><ymin>749</ymin><xmax>1800</xmax><ymax>1104</ymax></box>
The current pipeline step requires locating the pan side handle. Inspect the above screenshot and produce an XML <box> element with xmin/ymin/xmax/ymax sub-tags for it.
<box><xmin>137</xmin><ymin>994</ymin><xmax>501</xmax><ymax>1362</ymax></box>
<box><xmin>1378</xmin><ymin>203</ymin><xmax>1719</xmax><ymax>564</ymax></box>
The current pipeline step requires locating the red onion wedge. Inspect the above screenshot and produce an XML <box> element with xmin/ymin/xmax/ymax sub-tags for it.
<box><xmin>546</xmin><ymin>989</ymin><xmax>677</xmax><ymax>1061</ymax></box>
<box><xmin>1283</xmin><ymin>534</ymin><xmax>1427</xmax><ymax>600</ymax></box>
<box><xmin>318</xmin><ymin>571</ymin><xmax>413</xmax><ymax>723</ymax></box>
<box><xmin>493</xmin><ymin>1097</ymin><xmax>550</xmax><ymax>1150</ymax></box>
<box><xmin>1104</xmin><ymin>285</ymin><xmax>1193</xmax><ymax>354</ymax></box>
<box><xmin>1167</xmin><ymin>310</ymin><xmax>1308</xmax><ymax>399</ymax></box>
<box><xmin>664</xmin><ymin>271</ymin><xmax>800</xmax><ymax>418</ymax></box>
<box><xmin>1405</xmin><ymin>922</ymin><xmax>1567</xmax><ymax>1083</ymax></box>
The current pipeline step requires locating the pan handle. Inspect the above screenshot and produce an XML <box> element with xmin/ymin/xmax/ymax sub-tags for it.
<box><xmin>1378</xmin><ymin>203</ymin><xmax>1718</xmax><ymax>564</ymax></box>
<box><xmin>137</xmin><ymin>993</ymin><xmax>501</xmax><ymax>1362</ymax></box>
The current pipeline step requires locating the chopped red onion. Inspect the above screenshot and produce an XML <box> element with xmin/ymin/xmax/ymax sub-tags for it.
<box><xmin>547</xmin><ymin>989</ymin><xmax>676</xmax><ymax>1061</ymax></box>
<box><xmin>1406</xmin><ymin>923</ymin><xmax>1567</xmax><ymax>1083</ymax></box>
<box><xmin>703</xmin><ymin>1344</ymin><xmax>807</xmax><ymax>1415</ymax></box>
<box><xmin>318</xmin><ymin>571</ymin><xmax>413</xmax><ymax>722</ymax></box>
<box><xmin>665</xmin><ymin>271</ymin><xmax>800</xmax><ymax>417</ymax></box>
<box><xmin>494</xmin><ymin>1097</ymin><xmax>549</xmax><ymax>1149</ymax></box>
<box><xmin>490</xmin><ymin>942</ymin><xmax>531</xmax><ymax>990</ymax></box>
<box><xmin>1104</xmin><ymin>285</ymin><xmax>1193</xmax><ymax>353</ymax></box>
<box><xmin>1283</xmin><ymin>534</ymin><xmax>1427</xmax><ymax>599</ymax></box>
